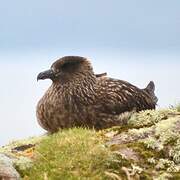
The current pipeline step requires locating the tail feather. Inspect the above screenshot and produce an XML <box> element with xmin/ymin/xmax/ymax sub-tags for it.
<box><xmin>144</xmin><ymin>81</ymin><xmax>158</xmax><ymax>104</ymax></box>
<box><xmin>146</xmin><ymin>81</ymin><xmax>155</xmax><ymax>93</ymax></box>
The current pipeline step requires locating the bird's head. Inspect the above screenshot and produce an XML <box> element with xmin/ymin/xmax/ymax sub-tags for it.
<box><xmin>37</xmin><ymin>56</ymin><xmax>94</xmax><ymax>83</ymax></box>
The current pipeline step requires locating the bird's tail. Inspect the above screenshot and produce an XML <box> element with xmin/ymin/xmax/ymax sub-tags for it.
<box><xmin>144</xmin><ymin>81</ymin><xmax>158</xmax><ymax>104</ymax></box>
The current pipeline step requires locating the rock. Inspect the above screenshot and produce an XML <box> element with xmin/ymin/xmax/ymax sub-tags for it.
<box><xmin>0</xmin><ymin>154</ymin><xmax>20</xmax><ymax>180</ymax></box>
<box><xmin>117</xmin><ymin>147</ymin><xmax>140</xmax><ymax>162</ymax></box>
<box><xmin>1</xmin><ymin>108</ymin><xmax>180</xmax><ymax>179</ymax></box>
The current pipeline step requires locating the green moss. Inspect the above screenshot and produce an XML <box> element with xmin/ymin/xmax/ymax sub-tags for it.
<box><xmin>20</xmin><ymin>128</ymin><xmax>126</xmax><ymax>180</ymax></box>
<box><xmin>127</xmin><ymin>141</ymin><xmax>164</xmax><ymax>164</ymax></box>
<box><xmin>169</xmin><ymin>139</ymin><xmax>180</xmax><ymax>164</ymax></box>
<box><xmin>154</xmin><ymin>172</ymin><xmax>173</xmax><ymax>180</ymax></box>
<box><xmin>99</xmin><ymin>125</ymin><xmax>132</xmax><ymax>139</ymax></box>
<box><xmin>170</xmin><ymin>103</ymin><xmax>180</xmax><ymax>112</ymax></box>
<box><xmin>171</xmin><ymin>172</ymin><xmax>180</xmax><ymax>180</ymax></box>
<box><xmin>177</xmin><ymin>105</ymin><xmax>180</xmax><ymax>112</ymax></box>
<box><xmin>139</xmin><ymin>172</ymin><xmax>152</xmax><ymax>180</ymax></box>
<box><xmin>1</xmin><ymin>106</ymin><xmax>180</xmax><ymax>179</ymax></box>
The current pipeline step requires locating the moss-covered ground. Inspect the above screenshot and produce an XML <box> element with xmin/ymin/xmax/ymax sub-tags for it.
<box><xmin>1</xmin><ymin>106</ymin><xmax>180</xmax><ymax>179</ymax></box>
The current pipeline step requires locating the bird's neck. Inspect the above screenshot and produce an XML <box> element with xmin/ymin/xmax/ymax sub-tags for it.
<box><xmin>52</xmin><ymin>73</ymin><xmax>97</xmax><ymax>105</ymax></box>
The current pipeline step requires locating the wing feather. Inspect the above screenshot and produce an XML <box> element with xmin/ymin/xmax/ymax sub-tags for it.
<box><xmin>95</xmin><ymin>77</ymin><xmax>155</xmax><ymax>115</ymax></box>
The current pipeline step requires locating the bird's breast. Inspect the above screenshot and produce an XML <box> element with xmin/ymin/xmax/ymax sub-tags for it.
<box><xmin>36</xmin><ymin>88</ymin><xmax>70</xmax><ymax>132</ymax></box>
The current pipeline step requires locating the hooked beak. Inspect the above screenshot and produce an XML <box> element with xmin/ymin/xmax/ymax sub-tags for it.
<box><xmin>37</xmin><ymin>69</ymin><xmax>55</xmax><ymax>81</ymax></box>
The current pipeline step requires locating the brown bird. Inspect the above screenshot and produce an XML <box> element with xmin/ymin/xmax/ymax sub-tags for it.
<box><xmin>36</xmin><ymin>56</ymin><xmax>158</xmax><ymax>132</ymax></box>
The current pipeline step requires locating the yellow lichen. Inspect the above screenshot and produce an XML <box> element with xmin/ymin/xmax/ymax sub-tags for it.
<box><xmin>128</xmin><ymin>109</ymin><xmax>178</xmax><ymax>128</ymax></box>
<box><xmin>1</xmin><ymin>107</ymin><xmax>180</xmax><ymax>179</ymax></box>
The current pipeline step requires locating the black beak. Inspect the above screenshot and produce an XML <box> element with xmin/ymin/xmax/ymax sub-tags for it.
<box><xmin>37</xmin><ymin>69</ymin><xmax>55</xmax><ymax>81</ymax></box>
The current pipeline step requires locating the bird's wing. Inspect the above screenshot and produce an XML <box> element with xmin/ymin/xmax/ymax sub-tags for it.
<box><xmin>95</xmin><ymin>78</ymin><xmax>155</xmax><ymax>115</ymax></box>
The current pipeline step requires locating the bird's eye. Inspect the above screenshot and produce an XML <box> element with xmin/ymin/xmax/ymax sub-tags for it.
<box><xmin>61</xmin><ymin>62</ymin><xmax>79</xmax><ymax>72</ymax></box>
<box><xmin>51</xmin><ymin>67</ymin><xmax>59</xmax><ymax>74</ymax></box>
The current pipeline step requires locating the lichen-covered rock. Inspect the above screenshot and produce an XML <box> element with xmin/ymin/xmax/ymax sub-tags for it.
<box><xmin>0</xmin><ymin>135</ymin><xmax>45</xmax><ymax>178</ymax></box>
<box><xmin>105</xmin><ymin>108</ymin><xmax>180</xmax><ymax>179</ymax></box>
<box><xmin>0</xmin><ymin>153</ymin><xmax>20</xmax><ymax>180</ymax></box>
<box><xmin>1</xmin><ymin>107</ymin><xmax>180</xmax><ymax>179</ymax></box>
<box><xmin>128</xmin><ymin>108</ymin><xmax>180</xmax><ymax>128</ymax></box>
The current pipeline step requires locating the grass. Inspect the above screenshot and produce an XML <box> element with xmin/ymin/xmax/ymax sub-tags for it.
<box><xmin>176</xmin><ymin>104</ymin><xmax>180</xmax><ymax>112</ymax></box>
<box><xmin>5</xmin><ymin>106</ymin><xmax>180</xmax><ymax>179</ymax></box>
<box><xmin>21</xmin><ymin>128</ymin><xmax>124</xmax><ymax>180</ymax></box>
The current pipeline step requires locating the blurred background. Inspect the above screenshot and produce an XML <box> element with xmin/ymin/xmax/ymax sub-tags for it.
<box><xmin>0</xmin><ymin>0</ymin><xmax>180</xmax><ymax>145</ymax></box>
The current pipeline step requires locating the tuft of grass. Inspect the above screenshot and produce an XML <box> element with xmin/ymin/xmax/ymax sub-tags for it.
<box><xmin>169</xmin><ymin>103</ymin><xmax>180</xmax><ymax>112</ymax></box>
<box><xmin>176</xmin><ymin>104</ymin><xmax>180</xmax><ymax>112</ymax></box>
<box><xmin>21</xmin><ymin>128</ymin><xmax>124</xmax><ymax>179</ymax></box>
<box><xmin>3</xmin><ymin>106</ymin><xmax>180</xmax><ymax>179</ymax></box>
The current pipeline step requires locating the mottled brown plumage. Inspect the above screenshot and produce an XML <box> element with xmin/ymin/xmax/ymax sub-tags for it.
<box><xmin>36</xmin><ymin>56</ymin><xmax>158</xmax><ymax>132</ymax></box>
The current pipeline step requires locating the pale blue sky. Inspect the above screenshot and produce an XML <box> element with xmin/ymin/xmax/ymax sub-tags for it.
<box><xmin>0</xmin><ymin>0</ymin><xmax>180</xmax><ymax>52</ymax></box>
<box><xmin>0</xmin><ymin>1</ymin><xmax>180</xmax><ymax>145</ymax></box>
